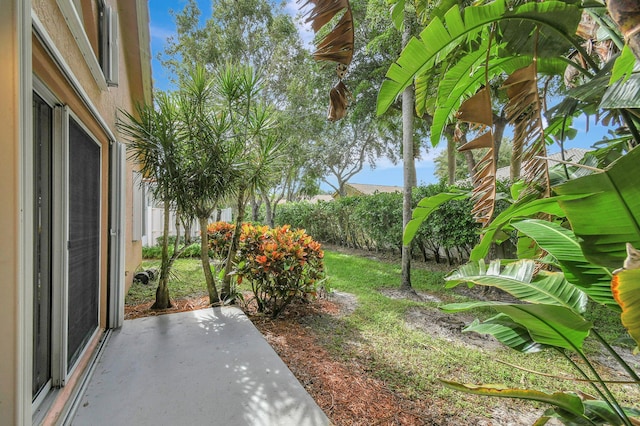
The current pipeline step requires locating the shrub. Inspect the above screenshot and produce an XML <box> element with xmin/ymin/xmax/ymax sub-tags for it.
<box><xmin>206</xmin><ymin>221</ymin><xmax>235</xmax><ymax>260</ymax></box>
<box><xmin>181</xmin><ymin>242</ymin><xmax>201</xmax><ymax>258</ymax></box>
<box><xmin>234</xmin><ymin>224</ymin><xmax>325</xmax><ymax>318</ymax></box>
<box><xmin>274</xmin><ymin>183</ymin><xmax>480</xmax><ymax>263</ymax></box>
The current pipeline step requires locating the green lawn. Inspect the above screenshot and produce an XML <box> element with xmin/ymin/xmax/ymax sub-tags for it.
<box><xmin>127</xmin><ymin>250</ymin><xmax>639</xmax><ymax>419</ymax></box>
<box><xmin>126</xmin><ymin>258</ymin><xmax>208</xmax><ymax>305</ymax></box>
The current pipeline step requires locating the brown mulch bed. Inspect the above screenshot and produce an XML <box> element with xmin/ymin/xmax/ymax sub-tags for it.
<box><xmin>124</xmin><ymin>296</ymin><xmax>210</xmax><ymax>320</ymax></box>
<box><xmin>247</xmin><ymin>299</ymin><xmax>436</xmax><ymax>425</ymax></box>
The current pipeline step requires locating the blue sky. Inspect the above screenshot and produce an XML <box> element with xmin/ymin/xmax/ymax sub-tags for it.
<box><xmin>147</xmin><ymin>1</ymin><xmax>609</xmax><ymax>189</ymax></box>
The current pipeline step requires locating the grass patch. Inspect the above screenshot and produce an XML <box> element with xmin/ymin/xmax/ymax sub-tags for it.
<box><xmin>319</xmin><ymin>251</ymin><xmax>639</xmax><ymax>415</ymax></box>
<box><xmin>125</xmin><ymin>259</ymin><xmax>208</xmax><ymax>305</ymax></box>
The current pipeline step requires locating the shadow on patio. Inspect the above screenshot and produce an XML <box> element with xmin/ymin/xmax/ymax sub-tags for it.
<box><xmin>69</xmin><ymin>307</ymin><xmax>330</xmax><ymax>425</ymax></box>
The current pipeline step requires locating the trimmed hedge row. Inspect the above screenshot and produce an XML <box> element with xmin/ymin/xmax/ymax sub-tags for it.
<box><xmin>275</xmin><ymin>184</ymin><xmax>481</xmax><ymax>264</ymax></box>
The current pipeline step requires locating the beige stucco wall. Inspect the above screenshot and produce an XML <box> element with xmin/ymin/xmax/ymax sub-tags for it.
<box><xmin>32</xmin><ymin>0</ymin><xmax>148</xmax><ymax>315</ymax></box>
<box><xmin>0</xmin><ymin>0</ymin><xmax>21</xmax><ymax>422</ymax></box>
<box><xmin>0</xmin><ymin>0</ymin><xmax>150</xmax><ymax>422</ymax></box>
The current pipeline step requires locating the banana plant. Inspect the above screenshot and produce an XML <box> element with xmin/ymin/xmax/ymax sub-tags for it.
<box><xmin>440</xmin><ymin>259</ymin><xmax>639</xmax><ymax>425</ymax></box>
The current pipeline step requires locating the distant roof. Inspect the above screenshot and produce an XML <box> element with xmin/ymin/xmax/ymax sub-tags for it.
<box><xmin>494</xmin><ymin>148</ymin><xmax>590</xmax><ymax>180</ymax></box>
<box><xmin>307</xmin><ymin>194</ymin><xmax>334</xmax><ymax>203</ymax></box>
<box><xmin>343</xmin><ymin>183</ymin><xmax>403</xmax><ymax>196</ymax></box>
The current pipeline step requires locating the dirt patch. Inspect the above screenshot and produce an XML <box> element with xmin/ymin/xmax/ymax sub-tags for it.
<box><xmin>380</xmin><ymin>288</ymin><xmax>443</xmax><ymax>303</ymax></box>
<box><xmin>328</xmin><ymin>290</ymin><xmax>358</xmax><ymax>316</ymax></box>
<box><xmin>404</xmin><ymin>306</ymin><xmax>503</xmax><ymax>351</ymax></box>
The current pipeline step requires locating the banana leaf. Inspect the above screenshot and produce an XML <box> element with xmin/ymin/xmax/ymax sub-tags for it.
<box><xmin>470</xmin><ymin>195</ymin><xmax>573</xmax><ymax>261</ymax></box>
<box><xmin>445</xmin><ymin>259</ymin><xmax>588</xmax><ymax>313</ymax></box>
<box><xmin>546</xmin><ymin>400</ymin><xmax>640</xmax><ymax>426</ymax></box>
<box><xmin>464</xmin><ymin>314</ymin><xmax>547</xmax><ymax>353</ymax></box>
<box><xmin>498</xmin><ymin>304</ymin><xmax>592</xmax><ymax>352</ymax></box>
<box><xmin>440</xmin><ymin>381</ymin><xmax>587</xmax><ymax>418</ymax></box>
<box><xmin>403</xmin><ymin>191</ymin><xmax>469</xmax><ymax>246</ymax></box>
<box><xmin>377</xmin><ymin>0</ymin><xmax>583</xmax><ymax>115</ymax></box>
<box><xmin>512</xmin><ymin>219</ymin><xmax>616</xmax><ymax>308</ymax></box>
<box><xmin>554</xmin><ymin>146</ymin><xmax>640</xmax><ymax>268</ymax></box>
<box><xmin>442</xmin><ymin>301</ymin><xmax>592</xmax><ymax>351</ymax></box>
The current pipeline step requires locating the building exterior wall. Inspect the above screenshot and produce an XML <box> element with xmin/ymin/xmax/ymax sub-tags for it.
<box><xmin>0</xmin><ymin>0</ymin><xmax>151</xmax><ymax>422</ymax></box>
<box><xmin>0</xmin><ymin>1</ymin><xmax>23</xmax><ymax>422</ymax></box>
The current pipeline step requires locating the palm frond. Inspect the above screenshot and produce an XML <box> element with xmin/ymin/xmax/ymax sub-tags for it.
<box><xmin>502</xmin><ymin>62</ymin><xmax>550</xmax><ymax>196</ymax></box>
<box><xmin>457</xmin><ymin>88</ymin><xmax>496</xmax><ymax>226</ymax></box>
<box><xmin>299</xmin><ymin>0</ymin><xmax>354</xmax><ymax>121</ymax></box>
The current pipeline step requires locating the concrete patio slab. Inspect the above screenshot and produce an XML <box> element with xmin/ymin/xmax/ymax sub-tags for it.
<box><xmin>69</xmin><ymin>307</ymin><xmax>330</xmax><ymax>426</ymax></box>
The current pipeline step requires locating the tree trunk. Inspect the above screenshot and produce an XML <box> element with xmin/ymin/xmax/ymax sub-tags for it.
<box><xmin>401</xmin><ymin>16</ymin><xmax>414</xmax><ymax>291</ymax></box>
<box><xmin>222</xmin><ymin>188</ymin><xmax>246</xmax><ymax>300</ymax></box>
<box><xmin>152</xmin><ymin>201</ymin><xmax>173</xmax><ymax>309</ymax></box>
<box><xmin>250</xmin><ymin>195</ymin><xmax>260</xmax><ymax>222</ymax></box>
<box><xmin>199</xmin><ymin>216</ymin><xmax>220</xmax><ymax>305</ymax></box>
<box><xmin>262</xmin><ymin>192</ymin><xmax>274</xmax><ymax>227</ymax></box>
<box><xmin>493</xmin><ymin>111</ymin><xmax>507</xmax><ymax>166</ymax></box>
<box><xmin>447</xmin><ymin>136</ymin><xmax>456</xmax><ymax>185</ymax></box>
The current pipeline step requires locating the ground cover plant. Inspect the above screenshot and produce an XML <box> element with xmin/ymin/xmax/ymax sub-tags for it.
<box><xmin>125</xmin><ymin>248</ymin><xmax>639</xmax><ymax>424</ymax></box>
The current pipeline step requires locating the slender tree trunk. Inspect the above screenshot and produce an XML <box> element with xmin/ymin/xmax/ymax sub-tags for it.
<box><xmin>459</xmin><ymin>133</ymin><xmax>476</xmax><ymax>179</ymax></box>
<box><xmin>152</xmin><ymin>200</ymin><xmax>173</xmax><ymax>309</ymax></box>
<box><xmin>493</xmin><ymin>111</ymin><xmax>507</xmax><ymax>166</ymax></box>
<box><xmin>447</xmin><ymin>136</ymin><xmax>456</xmax><ymax>185</ymax></box>
<box><xmin>401</xmin><ymin>16</ymin><xmax>414</xmax><ymax>291</ymax></box>
<box><xmin>251</xmin><ymin>195</ymin><xmax>260</xmax><ymax>222</ymax></box>
<box><xmin>199</xmin><ymin>216</ymin><xmax>220</xmax><ymax>304</ymax></box>
<box><xmin>222</xmin><ymin>188</ymin><xmax>246</xmax><ymax>299</ymax></box>
<box><xmin>262</xmin><ymin>192</ymin><xmax>274</xmax><ymax>227</ymax></box>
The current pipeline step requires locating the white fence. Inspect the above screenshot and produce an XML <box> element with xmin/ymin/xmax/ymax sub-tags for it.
<box><xmin>143</xmin><ymin>206</ymin><xmax>233</xmax><ymax>247</ymax></box>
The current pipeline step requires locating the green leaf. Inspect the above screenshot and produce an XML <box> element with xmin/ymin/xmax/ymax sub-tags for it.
<box><xmin>378</xmin><ymin>0</ymin><xmax>509</xmax><ymax>115</ymax></box>
<box><xmin>610</xmin><ymin>45</ymin><xmax>636</xmax><ymax>85</ymax></box>
<box><xmin>555</xmin><ymin>147</ymin><xmax>640</xmax><ymax>268</ymax></box>
<box><xmin>446</xmin><ymin>259</ymin><xmax>588</xmax><ymax>313</ymax></box>
<box><xmin>470</xmin><ymin>196</ymin><xmax>571</xmax><ymax>261</ymax></box>
<box><xmin>601</xmin><ymin>72</ymin><xmax>640</xmax><ymax>109</ymax></box>
<box><xmin>464</xmin><ymin>314</ymin><xmax>547</xmax><ymax>353</ymax></box>
<box><xmin>439</xmin><ymin>381</ymin><xmax>586</xmax><ymax>418</ymax></box>
<box><xmin>611</xmin><ymin>268</ymin><xmax>640</xmax><ymax>350</ymax></box>
<box><xmin>583</xmin><ymin>400</ymin><xmax>640</xmax><ymax>425</ymax></box>
<box><xmin>377</xmin><ymin>0</ymin><xmax>582</xmax><ymax>115</ymax></box>
<box><xmin>495</xmin><ymin>304</ymin><xmax>592</xmax><ymax>352</ymax></box>
<box><xmin>512</xmin><ymin>219</ymin><xmax>616</xmax><ymax>307</ymax></box>
<box><xmin>441</xmin><ymin>300</ymin><xmax>513</xmax><ymax>313</ymax></box>
<box><xmin>517</xmin><ymin>235</ymin><xmax>540</xmax><ymax>259</ymax></box>
<box><xmin>404</xmin><ymin>192</ymin><xmax>469</xmax><ymax>245</ymax></box>
<box><xmin>389</xmin><ymin>0</ymin><xmax>405</xmax><ymax>32</ymax></box>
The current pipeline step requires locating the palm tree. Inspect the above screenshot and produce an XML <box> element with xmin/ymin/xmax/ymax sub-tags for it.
<box><xmin>214</xmin><ymin>63</ymin><xmax>285</xmax><ymax>300</ymax></box>
<box><xmin>118</xmin><ymin>93</ymin><xmax>183</xmax><ymax>309</ymax></box>
<box><xmin>175</xmin><ymin>65</ymin><xmax>240</xmax><ymax>305</ymax></box>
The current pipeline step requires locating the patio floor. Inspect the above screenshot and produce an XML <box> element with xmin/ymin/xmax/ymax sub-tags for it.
<box><xmin>69</xmin><ymin>307</ymin><xmax>330</xmax><ymax>426</ymax></box>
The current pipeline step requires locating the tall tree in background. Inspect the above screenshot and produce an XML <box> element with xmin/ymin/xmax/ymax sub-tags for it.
<box><xmin>162</xmin><ymin>0</ymin><xmax>326</xmax><ymax>207</ymax></box>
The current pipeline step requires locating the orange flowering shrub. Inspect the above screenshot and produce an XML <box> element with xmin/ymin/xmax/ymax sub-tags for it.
<box><xmin>234</xmin><ymin>224</ymin><xmax>325</xmax><ymax>318</ymax></box>
<box><xmin>206</xmin><ymin>221</ymin><xmax>235</xmax><ymax>259</ymax></box>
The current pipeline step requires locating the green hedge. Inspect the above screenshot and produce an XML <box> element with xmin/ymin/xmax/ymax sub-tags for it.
<box><xmin>275</xmin><ymin>183</ymin><xmax>481</xmax><ymax>264</ymax></box>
